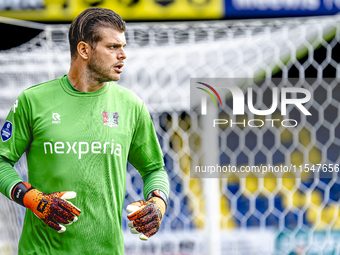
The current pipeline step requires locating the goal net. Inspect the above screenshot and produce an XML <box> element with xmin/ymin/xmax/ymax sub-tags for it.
<box><xmin>0</xmin><ymin>15</ymin><xmax>340</xmax><ymax>255</ymax></box>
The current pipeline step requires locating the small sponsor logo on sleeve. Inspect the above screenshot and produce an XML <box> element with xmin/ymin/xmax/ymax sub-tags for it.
<box><xmin>1</xmin><ymin>121</ymin><xmax>13</xmax><ymax>142</ymax></box>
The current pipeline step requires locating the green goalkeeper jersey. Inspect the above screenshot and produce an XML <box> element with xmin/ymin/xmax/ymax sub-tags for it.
<box><xmin>0</xmin><ymin>75</ymin><xmax>169</xmax><ymax>255</ymax></box>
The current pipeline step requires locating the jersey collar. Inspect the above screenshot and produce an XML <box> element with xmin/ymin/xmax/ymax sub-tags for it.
<box><xmin>60</xmin><ymin>75</ymin><xmax>110</xmax><ymax>97</ymax></box>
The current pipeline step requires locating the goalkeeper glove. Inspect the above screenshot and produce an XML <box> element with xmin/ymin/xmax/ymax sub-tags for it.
<box><xmin>126</xmin><ymin>189</ymin><xmax>167</xmax><ymax>241</ymax></box>
<box><xmin>11</xmin><ymin>182</ymin><xmax>81</xmax><ymax>233</ymax></box>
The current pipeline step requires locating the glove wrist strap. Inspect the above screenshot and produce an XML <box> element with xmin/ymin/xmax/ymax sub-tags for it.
<box><xmin>11</xmin><ymin>182</ymin><xmax>33</xmax><ymax>206</ymax></box>
<box><xmin>147</xmin><ymin>189</ymin><xmax>168</xmax><ymax>208</ymax></box>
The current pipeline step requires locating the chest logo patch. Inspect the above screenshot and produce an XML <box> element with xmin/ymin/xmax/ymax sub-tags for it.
<box><xmin>52</xmin><ymin>113</ymin><xmax>61</xmax><ymax>124</ymax></box>
<box><xmin>102</xmin><ymin>111</ymin><xmax>119</xmax><ymax>127</ymax></box>
<box><xmin>1</xmin><ymin>121</ymin><xmax>13</xmax><ymax>142</ymax></box>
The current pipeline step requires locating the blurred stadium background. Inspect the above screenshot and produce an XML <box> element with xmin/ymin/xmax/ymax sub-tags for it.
<box><xmin>1</xmin><ymin>0</ymin><xmax>340</xmax><ymax>255</ymax></box>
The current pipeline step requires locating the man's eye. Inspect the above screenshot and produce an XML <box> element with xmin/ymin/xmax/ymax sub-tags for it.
<box><xmin>110</xmin><ymin>46</ymin><xmax>118</xmax><ymax>49</ymax></box>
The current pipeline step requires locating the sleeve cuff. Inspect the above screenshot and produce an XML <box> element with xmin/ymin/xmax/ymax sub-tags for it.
<box><xmin>8</xmin><ymin>181</ymin><xmax>22</xmax><ymax>200</ymax></box>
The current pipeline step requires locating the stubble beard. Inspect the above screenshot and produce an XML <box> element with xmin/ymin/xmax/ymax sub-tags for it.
<box><xmin>87</xmin><ymin>54</ymin><xmax>119</xmax><ymax>83</ymax></box>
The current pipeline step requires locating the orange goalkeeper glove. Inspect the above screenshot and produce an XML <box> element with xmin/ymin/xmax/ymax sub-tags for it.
<box><xmin>126</xmin><ymin>189</ymin><xmax>167</xmax><ymax>241</ymax></box>
<box><xmin>11</xmin><ymin>182</ymin><xmax>81</xmax><ymax>233</ymax></box>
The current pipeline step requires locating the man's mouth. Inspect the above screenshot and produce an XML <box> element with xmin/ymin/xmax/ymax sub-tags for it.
<box><xmin>113</xmin><ymin>64</ymin><xmax>124</xmax><ymax>73</ymax></box>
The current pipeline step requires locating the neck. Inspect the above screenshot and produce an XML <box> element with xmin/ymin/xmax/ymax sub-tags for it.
<box><xmin>68</xmin><ymin>62</ymin><xmax>106</xmax><ymax>92</ymax></box>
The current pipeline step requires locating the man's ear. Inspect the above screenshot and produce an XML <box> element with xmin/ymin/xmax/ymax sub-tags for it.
<box><xmin>77</xmin><ymin>41</ymin><xmax>90</xmax><ymax>60</ymax></box>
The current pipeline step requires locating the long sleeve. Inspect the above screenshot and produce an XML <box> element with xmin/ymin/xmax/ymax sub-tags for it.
<box><xmin>0</xmin><ymin>155</ymin><xmax>22</xmax><ymax>199</ymax></box>
<box><xmin>140</xmin><ymin>167</ymin><xmax>169</xmax><ymax>200</ymax></box>
<box><xmin>128</xmin><ymin>102</ymin><xmax>169</xmax><ymax>200</ymax></box>
<box><xmin>0</xmin><ymin>91</ymin><xmax>31</xmax><ymax>199</ymax></box>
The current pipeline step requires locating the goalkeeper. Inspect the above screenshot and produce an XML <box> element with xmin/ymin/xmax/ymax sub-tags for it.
<box><xmin>0</xmin><ymin>7</ymin><xmax>169</xmax><ymax>255</ymax></box>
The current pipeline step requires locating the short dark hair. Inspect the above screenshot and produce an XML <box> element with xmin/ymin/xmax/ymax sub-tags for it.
<box><xmin>68</xmin><ymin>7</ymin><xmax>126</xmax><ymax>60</ymax></box>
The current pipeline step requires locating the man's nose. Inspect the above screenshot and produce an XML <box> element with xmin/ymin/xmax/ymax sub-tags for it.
<box><xmin>118</xmin><ymin>48</ymin><xmax>127</xmax><ymax>60</ymax></box>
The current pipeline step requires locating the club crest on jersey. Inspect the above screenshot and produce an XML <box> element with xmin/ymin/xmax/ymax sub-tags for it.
<box><xmin>102</xmin><ymin>111</ymin><xmax>119</xmax><ymax>127</ymax></box>
<box><xmin>1</xmin><ymin>121</ymin><xmax>13</xmax><ymax>142</ymax></box>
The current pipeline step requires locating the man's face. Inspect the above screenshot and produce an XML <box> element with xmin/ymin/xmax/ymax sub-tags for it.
<box><xmin>87</xmin><ymin>27</ymin><xmax>127</xmax><ymax>82</ymax></box>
